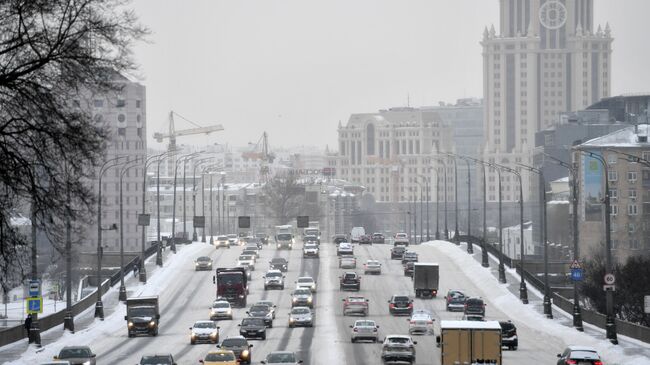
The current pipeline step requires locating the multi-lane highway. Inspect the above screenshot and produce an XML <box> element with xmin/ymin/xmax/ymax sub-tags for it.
<box><xmin>6</xmin><ymin>236</ymin><xmax>638</xmax><ymax>364</ymax></box>
<box><xmin>59</xmin><ymin>237</ymin><xmax>570</xmax><ymax>365</ymax></box>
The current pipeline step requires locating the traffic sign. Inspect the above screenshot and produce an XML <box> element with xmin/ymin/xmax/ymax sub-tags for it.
<box><xmin>28</xmin><ymin>280</ymin><xmax>41</xmax><ymax>297</ymax></box>
<box><xmin>645</xmin><ymin>295</ymin><xmax>650</xmax><ymax>314</ymax></box>
<box><xmin>238</xmin><ymin>216</ymin><xmax>250</xmax><ymax>229</ymax></box>
<box><xmin>604</xmin><ymin>273</ymin><xmax>616</xmax><ymax>285</ymax></box>
<box><xmin>569</xmin><ymin>260</ymin><xmax>582</xmax><ymax>269</ymax></box>
<box><xmin>26</xmin><ymin>297</ymin><xmax>43</xmax><ymax>314</ymax></box>
<box><xmin>138</xmin><ymin>214</ymin><xmax>151</xmax><ymax>226</ymax></box>
<box><xmin>603</xmin><ymin>285</ymin><xmax>616</xmax><ymax>291</ymax></box>
<box><xmin>297</xmin><ymin>216</ymin><xmax>309</xmax><ymax>228</ymax></box>
<box><xmin>193</xmin><ymin>216</ymin><xmax>205</xmax><ymax>228</ymax></box>
<box><xmin>570</xmin><ymin>268</ymin><xmax>584</xmax><ymax>282</ymax></box>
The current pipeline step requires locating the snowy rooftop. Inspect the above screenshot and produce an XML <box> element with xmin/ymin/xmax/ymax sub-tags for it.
<box><xmin>552</xmin><ymin>176</ymin><xmax>569</xmax><ymax>183</ymax></box>
<box><xmin>580</xmin><ymin>124</ymin><xmax>650</xmax><ymax>147</ymax></box>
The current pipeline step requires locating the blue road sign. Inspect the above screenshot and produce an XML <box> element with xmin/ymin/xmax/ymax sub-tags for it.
<box><xmin>26</xmin><ymin>296</ymin><xmax>43</xmax><ymax>314</ymax></box>
<box><xmin>571</xmin><ymin>268</ymin><xmax>584</xmax><ymax>282</ymax></box>
<box><xmin>28</xmin><ymin>280</ymin><xmax>41</xmax><ymax>297</ymax></box>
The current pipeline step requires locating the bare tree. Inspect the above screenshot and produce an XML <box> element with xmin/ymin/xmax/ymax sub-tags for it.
<box><xmin>0</xmin><ymin>0</ymin><xmax>147</xmax><ymax>290</ymax></box>
<box><xmin>260</xmin><ymin>174</ymin><xmax>305</xmax><ymax>226</ymax></box>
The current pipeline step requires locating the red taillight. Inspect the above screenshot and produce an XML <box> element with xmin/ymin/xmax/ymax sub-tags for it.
<box><xmin>427</xmin><ymin>320</ymin><xmax>433</xmax><ymax>324</ymax></box>
<box><xmin>353</xmin><ymin>328</ymin><xmax>358</xmax><ymax>332</ymax></box>
<box><xmin>432</xmin><ymin>290</ymin><xmax>437</xmax><ymax>295</ymax></box>
<box><xmin>410</xmin><ymin>320</ymin><xmax>415</xmax><ymax>324</ymax></box>
<box><xmin>565</xmin><ymin>360</ymin><xmax>577</xmax><ymax>365</ymax></box>
<box><xmin>389</xmin><ymin>303</ymin><xmax>395</xmax><ymax>309</ymax></box>
<box><xmin>594</xmin><ymin>361</ymin><xmax>603</xmax><ymax>365</ymax></box>
<box><xmin>408</xmin><ymin>303</ymin><xmax>413</xmax><ymax>308</ymax></box>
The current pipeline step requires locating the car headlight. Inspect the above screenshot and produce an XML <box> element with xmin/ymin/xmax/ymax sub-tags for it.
<box><xmin>195</xmin><ymin>262</ymin><xmax>199</xmax><ymax>266</ymax></box>
<box><xmin>289</xmin><ymin>317</ymin><xmax>295</xmax><ymax>322</ymax></box>
<box><xmin>241</xmin><ymin>350</ymin><xmax>250</xmax><ymax>358</ymax></box>
<box><xmin>128</xmin><ymin>322</ymin><xmax>134</xmax><ymax>328</ymax></box>
<box><xmin>149</xmin><ymin>321</ymin><xmax>156</xmax><ymax>327</ymax></box>
<box><xmin>226</xmin><ymin>309</ymin><xmax>232</xmax><ymax>314</ymax></box>
<box><xmin>238</xmin><ymin>295</ymin><xmax>245</xmax><ymax>298</ymax></box>
<box><xmin>82</xmin><ymin>361</ymin><xmax>91</xmax><ymax>365</ymax></box>
<box><xmin>311</xmin><ymin>284</ymin><xmax>316</xmax><ymax>290</ymax></box>
<box><xmin>277</xmin><ymin>244</ymin><xmax>281</xmax><ymax>248</ymax></box>
<box><xmin>210</xmin><ymin>331</ymin><xmax>218</xmax><ymax>338</ymax></box>
<box><xmin>307</xmin><ymin>297</ymin><xmax>312</xmax><ymax>303</ymax></box>
<box><xmin>292</xmin><ymin>298</ymin><xmax>297</xmax><ymax>302</ymax></box>
<box><xmin>191</xmin><ymin>332</ymin><xmax>197</xmax><ymax>338</ymax></box>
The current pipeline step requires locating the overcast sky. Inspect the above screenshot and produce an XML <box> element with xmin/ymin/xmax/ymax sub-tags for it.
<box><xmin>131</xmin><ymin>0</ymin><xmax>650</xmax><ymax>151</ymax></box>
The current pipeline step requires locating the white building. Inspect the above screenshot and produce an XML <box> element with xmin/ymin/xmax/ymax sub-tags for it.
<box><xmin>502</xmin><ymin>221</ymin><xmax>534</xmax><ymax>259</ymax></box>
<box><xmin>482</xmin><ymin>0</ymin><xmax>612</xmax><ymax>202</ymax></box>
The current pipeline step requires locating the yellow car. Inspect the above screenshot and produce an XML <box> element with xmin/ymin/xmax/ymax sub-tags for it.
<box><xmin>199</xmin><ymin>350</ymin><xmax>238</xmax><ymax>365</ymax></box>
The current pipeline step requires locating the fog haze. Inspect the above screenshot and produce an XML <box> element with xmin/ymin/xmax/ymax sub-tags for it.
<box><xmin>131</xmin><ymin>0</ymin><xmax>650</xmax><ymax>150</ymax></box>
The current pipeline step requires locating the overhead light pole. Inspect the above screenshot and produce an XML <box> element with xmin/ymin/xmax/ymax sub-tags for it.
<box><xmin>448</xmin><ymin>155</ymin><xmax>460</xmax><ymax>243</ymax></box>
<box><xmin>518</xmin><ymin>162</ymin><xmax>551</xmax><ymax>315</ymax></box>
<box><xmin>496</xmin><ymin>164</ymin><xmax>528</xmax><ymax>304</ymax></box>
<box><xmin>95</xmin><ymin>155</ymin><xmax>126</xmax><ymax>319</ymax></box>
<box><xmin>579</xmin><ymin>150</ymin><xmax>617</xmax><ymax>344</ymax></box>
<box><xmin>171</xmin><ymin>152</ymin><xmax>201</xmax><ymax>252</ymax></box>
<box><xmin>191</xmin><ymin>157</ymin><xmax>213</xmax><ymax>241</ymax></box>
<box><xmin>466</xmin><ymin>156</ymin><xmax>489</xmax><ymax>267</ymax></box>
<box><xmin>437</xmin><ymin>157</ymin><xmax>449</xmax><ymax>240</ymax></box>
<box><xmin>119</xmin><ymin>157</ymin><xmax>142</xmax><ymax>301</ymax></box>
<box><xmin>487</xmin><ymin>162</ymin><xmax>507</xmax><ymax>283</ymax></box>
<box><xmin>544</xmin><ymin>152</ymin><xmax>583</xmax><ymax>330</ymax></box>
<box><xmin>449</xmin><ymin>153</ymin><xmax>473</xmax><ymax>253</ymax></box>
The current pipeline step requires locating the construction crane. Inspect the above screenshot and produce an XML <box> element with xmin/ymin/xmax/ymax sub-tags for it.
<box><xmin>153</xmin><ymin>111</ymin><xmax>224</xmax><ymax>153</ymax></box>
<box><xmin>242</xmin><ymin>131</ymin><xmax>274</xmax><ymax>182</ymax></box>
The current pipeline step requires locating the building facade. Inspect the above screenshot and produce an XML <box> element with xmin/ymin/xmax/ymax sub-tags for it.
<box><xmin>482</xmin><ymin>0</ymin><xmax>613</xmax><ymax>202</ymax></box>
<box><xmin>575</xmin><ymin>125</ymin><xmax>650</xmax><ymax>262</ymax></box>
<box><xmin>85</xmin><ymin>74</ymin><xmax>147</xmax><ymax>253</ymax></box>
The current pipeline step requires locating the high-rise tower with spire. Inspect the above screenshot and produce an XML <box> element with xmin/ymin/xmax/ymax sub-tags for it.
<box><xmin>482</xmin><ymin>0</ymin><xmax>612</xmax><ymax>202</ymax></box>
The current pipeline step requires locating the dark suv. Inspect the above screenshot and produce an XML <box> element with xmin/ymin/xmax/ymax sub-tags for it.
<box><xmin>391</xmin><ymin>246</ymin><xmax>406</xmax><ymax>260</ymax></box>
<box><xmin>403</xmin><ymin>262</ymin><xmax>415</xmax><ymax>277</ymax></box>
<box><xmin>499</xmin><ymin>320</ymin><xmax>518</xmax><ymax>350</ymax></box>
<box><xmin>332</xmin><ymin>234</ymin><xmax>347</xmax><ymax>245</ymax></box>
<box><xmin>139</xmin><ymin>354</ymin><xmax>176</xmax><ymax>365</ymax></box>
<box><xmin>401</xmin><ymin>251</ymin><xmax>418</xmax><ymax>265</ymax></box>
<box><xmin>371</xmin><ymin>233</ymin><xmax>385</xmax><ymax>244</ymax></box>
<box><xmin>359</xmin><ymin>235</ymin><xmax>372</xmax><ymax>245</ymax></box>
<box><xmin>339</xmin><ymin>272</ymin><xmax>361</xmax><ymax>291</ymax></box>
<box><xmin>269</xmin><ymin>258</ymin><xmax>288</xmax><ymax>272</ymax></box>
<box><xmin>387</xmin><ymin>295</ymin><xmax>413</xmax><ymax>316</ymax></box>
<box><xmin>464</xmin><ymin>297</ymin><xmax>486</xmax><ymax>318</ymax></box>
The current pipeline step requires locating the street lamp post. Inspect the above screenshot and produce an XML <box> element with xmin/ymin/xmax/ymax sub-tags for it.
<box><xmin>95</xmin><ymin>155</ymin><xmax>126</xmax><ymax>319</ymax></box>
<box><xmin>450</xmin><ymin>154</ymin><xmax>473</xmax><ymax>253</ymax></box>
<box><xmin>499</xmin><ymin>164</ymin><xmax>528</xmax><ymax>304</ymax></box>
<box><xmin>449</xmin><ymin>156</ymin><xmax>460</xmax><ymax>243</ymax></box>
<box><xmin>580</xmin><ymin>150</ymin><xmax>617</xmax><ymax>344</ymax></box>
<box><xmin>119</xmin><ymin>157</ymin><xmax>142</xmax><ymax>301</ymax></box>
<box><xmin>544</xmin><ymin>153</ymin><xmax>583</xmax><ymax>330</ymax></box>
<box><xmin>435</xmin><ymin>174</ymin><xmax>440</xmax><ymax>240</ymax></box>
<box><xmin>192</xmin><ymin>158</ymin><xmax>212</xmax><ymax>241</ymax></box>
<box><xmin>487</xmin><ymin>162</ymin><xmax>507</xmax><ymax>283</ymax></box>
<box><xmin>438</xmin><ymin>158</ymin><xmax>449</xmax><ymax>240</ymax></box>
<box><xmin>155</xmin><ymin>151</ymin><xmax>175</xmax><ymax>267</ymax></box>
<box><xmin>418</xmin><ymin>174</ymin><xmax>432</xmax><ymax>241</ymax></box>
<box><xmin>63</xmin><ymin>164</ymin><xmax>74</xmax><ymax>333</ymax></box>
<box><xmin>171</xmin><ymin>152</ymin><xmax>201</xmax><ymax>252</ymax></box>
<box><xmin>139</xmin><ymin>152</ymin><xmax>170</xmax><ymax>283</ymax></box>
<box><xmin>518</xmin><ymin>163</ymin><xmax>552</xmax><ymax>316</ymax></box>
<box><xmin>467</xmin><ymin>157</ymin><xmax>489</xmax><ymax>267</ymax></box>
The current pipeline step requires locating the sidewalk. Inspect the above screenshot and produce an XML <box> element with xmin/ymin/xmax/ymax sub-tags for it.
<box><xmin>0</xmin><ymin>248</ymin><xmax>173</xmax><ymax>362</ymax></box>
<box><xmin>450</xmin><ymin>240</ymin><xmax>650</xmax><ymax>361</ymax></box>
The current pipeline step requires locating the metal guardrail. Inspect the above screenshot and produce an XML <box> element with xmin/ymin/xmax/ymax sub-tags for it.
<box><xmin>0</xmin><ymin>242</ymin><xmax>160</xmax><ymax>348</ymax></box>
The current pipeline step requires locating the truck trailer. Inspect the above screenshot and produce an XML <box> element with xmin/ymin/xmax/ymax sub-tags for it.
<box><xmin>214</xmin><ymin>267</ymin><xmax>248</xmax><ymax>307</ymax></box>
<box><xmin>436</xmin><ymin>320</ymin><xmax>502</xmax><ymax>365</ymax></box>
<box><xmin>413</xmin><ymin>263</ymin><xmax>439</xmax><ymax>298</ymax></box>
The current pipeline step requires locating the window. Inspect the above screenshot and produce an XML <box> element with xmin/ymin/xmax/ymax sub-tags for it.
<box><xmin>610</xmin><ymin>205</ymin><xmax>618</xmax><ymax>216</ymax></box>
<box><xmin>629</xmin><ymin>189</ymin><xmax>637</xmax><ymax>200</ymax></box>
<box><xmin>628</xmin><ymin>204</ymin><xmax>638</xmax><ymax>216</ymax></box>
<box><xmin>607</xmin><ymin>153</ymin><xmax>617</xmax><ymax>165</ymax></box>
<box><xmin>116</xmin><ymin>99</ymin><xmax>126</xmax><ymax>107</ymax></box>
<box><xmin>136</xmin><ymin>100</ymin><xmax>141</xmax><ymax>108</ymax></box>
<box><xmin>608</xmin><ymin>170</ymin><xmax>618</xmax><ymax>182</ymax></box>
<box><xmin>628</xmin><ymin>171</ymin><xmax>637</xmax><ymax>183</ymax></box>
<box><xmin>610</xmin><ymin>188</ymin><xmax>618</xmax><ymax>201</ymax></box>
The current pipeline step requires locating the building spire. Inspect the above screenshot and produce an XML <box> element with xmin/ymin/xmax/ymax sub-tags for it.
<box><xmin>527</xmin><ymin>20</ymin><xmax>534</xmax><ymax>37</ymax></box>
<box><xmin>576</xmin><ymin>21</ymin><xmax>583</xmax><ymax>37</ymax></box>
<box><xmin>605</xmin><ymin>22</ymin><xmax>611</xmax><ymax>37</ymax></box>
<box><xmin>490</xmin><ymin>24</ymin><xmax>496</xmax><ymax>37</ymax></box>
<box><xmin>483</xmin><ymin>26</ymin><xmax>489</xmax><ymax>40</ymax></box>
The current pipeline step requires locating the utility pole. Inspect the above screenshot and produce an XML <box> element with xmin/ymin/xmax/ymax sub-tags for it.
<box><xmin>29</xmin><ymin>202</ymin><xmax>41</xmax><ymax>346</ymax></box>
<box><xmin>63</xmin><ymin>168</ymin><xmax>74</xmax><ymax>332</ymax></box>
<box><xmin>488</xmin><ymin>163</ymin><xmax>507</xmax><ymax>283</ymax></box>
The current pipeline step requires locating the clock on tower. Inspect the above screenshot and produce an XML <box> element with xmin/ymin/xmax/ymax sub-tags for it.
<box><xmin>539</xmin><ymin>0</ymin><xmax>567</xmax><ymax>30</ymax></box>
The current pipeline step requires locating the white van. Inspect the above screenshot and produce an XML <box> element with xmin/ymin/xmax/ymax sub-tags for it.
<box><xmin>350</xmin><ymin>227</ymin><xmax>365</xmax><ymax>243</ymax></box>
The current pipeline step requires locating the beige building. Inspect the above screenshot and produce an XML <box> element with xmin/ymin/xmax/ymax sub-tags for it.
<box><xmin>327</xmin><ymin>107</ymin><xmax>455</xmax><ymax>203</ymax></box>
<box><xmin>482</xmin><ymin>0</ymin><xmax>612</xmax><ymax>202</ymax></box>
<box><xmin>575</xmin><ymin>125</ymin><xmax>650</xmax><ymax>262</ymax></box>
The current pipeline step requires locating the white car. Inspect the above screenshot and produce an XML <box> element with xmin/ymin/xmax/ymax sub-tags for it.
<box><xmin>408</xmin><ymin>310</ymin><xmax>435</xmax><ymax>335</ymax></box>
<box><xmin>288</xmin><ymin>307</ymin><xmax>314</xmax><ymax>328</ymax></box>
<box><xmin>40</xmin><ymin>362</ymin><xmax>71</xmax><ymax>365</ymax></box>
<box><xmin>339</xmin><ymin>255</ymin><xmax>356</xmax><ymax>269</ymax></box>
<box><xmin>237</xmin><ymin>255</ymin><xmax>255</xmax><ymax>270</ymax></box>
<box><xmin>227</xmin><ymin>234</ymin><xmax>239</xmax><ymax>246</ymax></box>
<box><xmin>302</xmin><ymin>243</ymin><xmax>319</xmax><ymax>258</ymax></box>
<box><xmin>263</xmin><ymin>270</ymin><xmax>285</xmax><ymax>290</ymax></box>
<box><xmin>210</xmin><ymin>300</ymin><xmax>233</xmax><ymax>320</ymax></box>
<box><xmin>337</xmin><ymin>242</ymin><xmax>354</xmax><ymax>256</ymax></box>
<box><xmin>295</xmin><ymin>276</ymin><xmax>317</xmax><ymax>293</ymax></box>
<box><xmin>291</xmin><ymin>288</ymin><xmax>313</xmax><ymax>308</ymax></box>
<box><xmin>364</xmin><ymin>260</ymin><xmax>381</xmax><ymax>275</ymax></box>
<box><xmin>350</xmin><ymin>319</ymin><xmax>379</xmax><ymax>343</ymax></box>
<box><xmin>190</xmin><ymin>320</ymin><xmax>220</xmax><ymax>344</ymax></box>
<box><xmin>215</xmin><ymin>235</ymin><xmax>230</xmax><ymax>248</ymax></box>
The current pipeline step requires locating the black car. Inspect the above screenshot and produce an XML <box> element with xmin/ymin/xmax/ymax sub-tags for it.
<box><xmin>219</xmin><ymin>336</ymin><xmax>253</xmax><ymax>364</ymax></box>
<box><xmin>255</xmin><ymin>233</ymin><xmax>269</xmax><ymax>245</ymax></box>
<box><xmin>139</xmin><ymin>354</ymin><xmax>176</xmax><ymax>365</ymax></box>
<box><xmin>269</xmin><ymin>258</ymin><xmax>288</xmax><ymax>272</ymax></box>
<box><xmin>499</xmin><ymin>320</ymin><xmax>518</xmax><ymax>350</ymax></box>
<box><xmin>388</xmin><ymin>295</ymin><xmax>413</xmax><ymax>316</ymax></box>
<box><xmin>244</xmin><ymin>237</ymin><xmax>263</xmax><ymax>249</ymax></box>
<box><xmin>247</xmin><ymin>304</ymin><xmax>274</xmax><ymax>327</ymax></box>
<box><xmin>401</xmin><ymin>251</ymin><xmax>418</xmax><ymax>265</ymax></box>
<box><xmin>358</xmin><ymin>235</ymin><xmax>372</xmax><ymax>245</ymax></box>
<box><xmin>556</xmin><ymin>346</ymin><xmax>603</xmax><ymax>365</ymax></box>
<box><xmin>339</xmin><ymin>272</ymin><xmax>361</xmax><ymax>291</ymax></box>
<box><xmin>332</xmin><ymin>234</ymin><xmax>347</xmax><ymax>245</ymax></box>
<box><xmin>464</xmin><ymin>297</ymin><xmax>486</xmax><ymax>318</ymax></box>
<box><xmin>391</xmin><ymin>246</ymin><xmax>406</xmax><ymax>259</ymax></box>
<box><xmin>403</xmin><ymin>262</ymin><xmax>415</xmax><ymax>277</ymax></box>
<box><xmin>371</xmin><ymin>233</ymin><xmax>385</xmax><ymax>244</ymax></box>
<box><xmin>238</xmin><ymin>317</ymin><xmax>267</xmax><ymax>340</ymax></box>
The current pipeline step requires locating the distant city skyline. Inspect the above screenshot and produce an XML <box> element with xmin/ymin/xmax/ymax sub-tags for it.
<box><xmin>130</xmin><ymin>0</ymin><xmax>650</xmax><ymax>149</ymax></box>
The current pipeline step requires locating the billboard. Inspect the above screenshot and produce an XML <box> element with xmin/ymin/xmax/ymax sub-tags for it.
<box><xmin>583</xmin><ymin>152</ymin><xmax>603</xmax><ymax>221</ymax></box>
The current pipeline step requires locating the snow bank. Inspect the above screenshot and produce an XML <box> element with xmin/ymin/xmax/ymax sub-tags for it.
<box><xmin>424</xmin><ymin>240</ymin><xmax>650</xmax><ymax>365</ymax></box>
<box><xmin>2</xmin><ymin>242</ymin><xmax>208</xmax><ymax>365</ymax></box>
